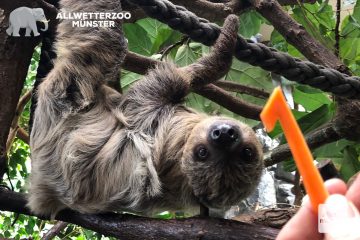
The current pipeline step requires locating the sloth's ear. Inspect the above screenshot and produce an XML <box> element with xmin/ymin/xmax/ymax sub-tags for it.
<box><xmin>180</xmin><ymin>15</ymin><xmax>239</xmax><ymax>88</ymax></box>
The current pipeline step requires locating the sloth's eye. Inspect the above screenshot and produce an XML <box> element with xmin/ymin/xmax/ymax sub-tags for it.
<box><xmin>196</xmin><ymin>146</ymin><xmax>209</xmax><ymax>160</ymax></box>
<box><xmin>241</xmin><ymin>147</ymin><xmax>254</xmax><ymax>161</ymax></box>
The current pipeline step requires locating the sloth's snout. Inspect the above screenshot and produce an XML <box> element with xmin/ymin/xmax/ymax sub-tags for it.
<box><xmin>209</xmin><ymin>123</ymin><xmax>240</xmax><ymax>147</ymax></box>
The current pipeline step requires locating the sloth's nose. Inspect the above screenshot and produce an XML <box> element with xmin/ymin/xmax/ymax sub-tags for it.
<box><xmin>209</xmin><ymin>123</ymin><xmax>240</xmax><ymax>146</ymax></box>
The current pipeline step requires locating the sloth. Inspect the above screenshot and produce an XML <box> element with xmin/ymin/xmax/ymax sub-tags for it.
<box><xmin>28</xmin><ymin>0</ymin><xmax>263</xmax><ymax>217</ymax></box>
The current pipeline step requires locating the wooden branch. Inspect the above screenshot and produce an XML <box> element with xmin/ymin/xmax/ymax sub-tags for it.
<box><xmin>248</xmin><ymin>0</ymin><xmax>350</xmax><ymax>74</ymax></box>
<box><xmin>334</xmin><ymin>0</ymin><xmax>341</xmax><ymax>57</ymax></box>
<box><xmin>6</xmin><ymin>90</ymin><xmax>32</xmax><ymax>152</ymax></box>
<box><xmin>12</xmin><ymin>90</ymin><xmax>32</xmax><ymax>130</ymax></box>
<box><xmin>122</xmin><ymin>52</ymin><xmax>160</xmax><ymax>75</ymax></box>
<box><xmin>233</xmin><ymin>207</ymin><xmax>298</xmax><ymax>229</ymax></box>
<box><xmin>16</xmin><ymin>127</ymin><xmax>30</xmax><ymax>145</ymax></box>
<box><xmin>42</xmin><ymin>221</ymin><xmax>68</xmax><ymax>240</ymax></box>
<box><xmin>0</xmin><ymin>189</ymin><xmax>279</xmax><ymax>240</ymax></box>
<box><xmin>195</xmin><ymin>85</ymin><xmax>263</xmax><ymax>120</ymax></box>
<box><xmin>214</xmin><ymin>80</ymin><xmax>270</xmax><ymax>99</ymax></box>
<box><xmin>0</xmin><ymin>6</ymin><xmax>40</xmax><ymax>181</ymax></box>
<box><xmin>264</xmin><ymin>123</ymin><xmax>342</xmax><ymax>166</ymax></box>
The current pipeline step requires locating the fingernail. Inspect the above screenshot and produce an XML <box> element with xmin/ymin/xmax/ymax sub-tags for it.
<box><xmin>324</xmin><ymin>194</ymin><xmax>356</xmax><ymax>218</ymax></box>
<box><xmin>323</xmin><ymin>195</ymin><xmax>360</xmax><ymax>239</ymax></box>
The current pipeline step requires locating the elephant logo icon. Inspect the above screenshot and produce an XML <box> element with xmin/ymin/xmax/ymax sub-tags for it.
<box><xmin>6</xmin><ymin>7</ymin><xmax>49</xmax><ymax>37</ymax></box>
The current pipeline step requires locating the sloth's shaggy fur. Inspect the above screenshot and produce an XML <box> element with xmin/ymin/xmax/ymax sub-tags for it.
<box><xmin>28</xmin><ymin>0</ymin><xmax>263</xmax><ymax>217</ymax></box>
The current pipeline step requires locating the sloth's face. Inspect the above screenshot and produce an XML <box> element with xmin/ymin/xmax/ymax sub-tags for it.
<box><xmin>181</xmin><ymin>117</ymin><xmax>263</xmax><ymax>208</ymax></box>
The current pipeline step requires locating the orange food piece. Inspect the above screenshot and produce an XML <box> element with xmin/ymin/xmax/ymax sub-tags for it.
<box><xmin>260</xmin><ymin>87</ymin><xmax>329</xmax><ymax>213</ymax></box>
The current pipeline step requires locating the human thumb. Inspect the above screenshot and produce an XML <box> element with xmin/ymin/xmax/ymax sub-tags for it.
<box><xmin>322</xmin><ymin>194</ymin><xmax>360</xmax><ymax>240</ymax></box>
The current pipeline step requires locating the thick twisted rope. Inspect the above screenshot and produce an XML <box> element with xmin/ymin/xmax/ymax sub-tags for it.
<box><xmin>127</xmin><ymin>0</ymin><xmax>360</xmax><ymax>99</ymax></box>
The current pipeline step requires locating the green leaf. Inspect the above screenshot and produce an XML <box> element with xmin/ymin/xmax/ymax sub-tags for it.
<box><xmin>270</xmin><ymin>104</ymin><xmax>334</xmax><ymax>144</ymax></box>
<box><xmin>4</xmin><ymin>231</ymin><xmax>11</xmax><ymax>238</ymax></box>
<box><xmin>270</xmin><ymin>31</ymin><xmax>303</xmax><ymax>57</ymax></box>
<box><xmin>341</xmin><ymin>38</ymin><xmax>360</xmax><ymax>63</ymax></box>
<box><xmin>314</xmin><ymin>4</ymin><xmax>335</xmax><ymax>30</ymax></box>
<box><xmin>340</xmin><ymin>6</ymin><xmax>360</xmax><ymax>70</ymax></box>
<box><xmin>268</xmin><ymin>109</ymin><xmax>308</xmax><ymax>138</ymax></box>
<box><xmin>161</xmin><ymin>31</ymin><xmax>183</xmax><ymax>59</ymax></box>
<box><xmin>341</xmin><ymin>16</ymin><xmax>360</xmax><ymax>38</ymax></box>
<box><xmin>226</xmin><ymin>60</ymin><xmax>271</xmax><ymax>103</ymax></box>
<box><xmin>121</xmin><ymin>70</ymin><xmax>142</xmax><ymax>90</ymax></box>
<box><xmin>222</xmin><ymin>59</ymin><xmax>273</xmax><ymax>126</ymax></box>
<box><xmin>25</xmin><ymin>218</ymin><xmax>35</xmax><ymax>235</ymax></box>
<box><xmin>137</xmin><ymin>18</ymin><xmax>167</xmax><ymax>41</ymax></box>
<box><xmin>137</xmin><ymin>18</ymin><xmax>173</xmax><ymax>54</ymax></box>
<box><xmin>283</xmin><ymin>158</ymin><xmax>297</xmax><ymax>172</ymax></box>
<box><xmin>123</xmin><ymin>23</ymin><xmax>152</xmax><ymax>56</ymax></box>
<box><xmin>293</xmin><ymin>86</ymin><xmax>332</xmax><ymax>111</ymax></box>
<box><xmin>151</xmin><ymin>28</ymin><xmax>173</xmax><ymax>53</ymax></box>
<box><xmin>296</xmin><ymin>85</ymin><xmax>324</xmax><ymax>94</ymax></box>
<box><xmin>299</xmin><ymin>104</ymin><xmax>334</xmax><ymax>134</ymax></box>
<box><xmin>341</xmin><ymin>0</ymin><xmax>360</xmax><ymax>38</ymax></box>
<box><xmin>270</xmin><ymin>30</ymin><xmax>288</xmax><ymax>53</ymax></box>
<box><xmin>155</xmin><ymin>211</ymin><xmax>175</xmax><ymax>219</ymax></box>
<box><xmin>340</xmin><ymin>146</ymin><xmax>360</xmax><ymax>181</ymax></box>
<box><xmin>314</xmin><ymin>139</ymin><xmax>353</xmax><ymax>161</ymax></box>
<box><xmin>349</xmin><ymin>15</ymin><xmax>360</xmax><ymax>29</ymax></box>
<box><xmin>238</xmin><ymin>11</ymin><xmax>263</xmax><ymax>38</ymax></box>
<box><xmin>174</xmin><ymin>44</ymin><xmax>198</xmax><ymax>66</ymax></box>
<box><xmin>83</xmin><ymin>229</ymin><xmax>96</xmax><ymax>238</ymax></box>
<box><xmin>64</xmin><ymin>224</ymin><xmax>75</xmax><ymax>236</ymax></box>
<box><xmin>185</xmin><ymin>93</ymin><xmax>207</xmax><ymax>113</ymax></box>
<box><xmin>291</xmin><ymin>3</ymin><xmax>335</xmax><ymax>50</ymax></box>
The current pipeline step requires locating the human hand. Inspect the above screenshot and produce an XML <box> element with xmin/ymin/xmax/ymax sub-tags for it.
<box><xmin>277</xmin><ymin>174</ymin><xmax>360</xmax><ymax>240</ymax></box>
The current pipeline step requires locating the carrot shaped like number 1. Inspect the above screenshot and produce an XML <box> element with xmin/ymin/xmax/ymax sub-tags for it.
<box><xmin>260</xmin><ymin>87</ymin><xmax>329</xmax><ymax>213</ymax></box>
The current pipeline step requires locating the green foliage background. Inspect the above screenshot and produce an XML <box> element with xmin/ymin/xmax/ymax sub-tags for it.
<box><xmin>1</xmin><ymin>1</ymin><xmax>360</xmax><ymax>238</ymax></box>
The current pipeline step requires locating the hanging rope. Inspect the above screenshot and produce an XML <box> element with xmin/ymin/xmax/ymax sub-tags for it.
<box><xmin>127</xmin><ymin>0</ymin><xmax>360</xmax><ymax>99</ymax></box>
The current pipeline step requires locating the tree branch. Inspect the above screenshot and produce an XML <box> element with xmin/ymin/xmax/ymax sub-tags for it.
<box><xmin>16</xmin><ymin>127</ymin><xmax>30</xmax><ymax>145</ymax></box>
<box><xmin>195</xmin><ymin>85</ymin><xmax>263</xmax><ymax>120</ymax></box>
<box><xmin>264</xmin><ymin>123</ymin><xmax>342</xmax><ymax>166</ymax></box>
<box><xmin>42</xmin><ymin>221</ymin><xmax>68</xmax><ymax>240</ymax></box>
<box><xmin>334</xmin><ymin>0</ymin><xmax>341</xmax><ymax>57</ymax></box>
<box><xmin>6</xmin><ymin>90</ymin><xmax>32</xmax><ymax>151</ymax></box>
<box><xmin>122</xmin><ymin>51</ymin><xmax>160</xmax><ymax>75</ymax></box>
<box><xmin>248</xmin><ymin>0</ymin><xmax>350</xmax><ymax>74</ymax></box>
<box><xmin>214</xmin><ymin>80</ymin><xmax>270</xmax><ymax>99</ymax></box>
<box><xmin>0</xmin><ymin>6</ymin><xmax>40</xmax><ymax>181</ymax></box>
<box><xmin>0</xmin><ymin>189</ymin><xmax>279</xmax><ymax>240</ymax></box>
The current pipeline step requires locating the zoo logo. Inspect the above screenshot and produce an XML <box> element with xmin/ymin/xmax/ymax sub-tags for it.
<box><xmin>6</xmin><ymin>7</ymin><xmax>49</xmax><ymax>37</ymax></box>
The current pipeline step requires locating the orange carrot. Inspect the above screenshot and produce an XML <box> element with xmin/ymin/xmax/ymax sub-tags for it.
<box><xmin>260</xmin><ymin>87</ymin><xmax>328</xmax><ymax>213</ymax></box>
